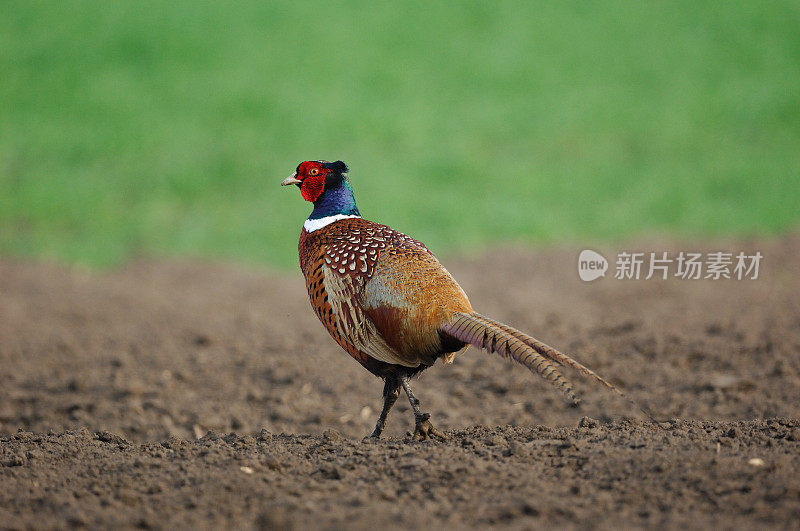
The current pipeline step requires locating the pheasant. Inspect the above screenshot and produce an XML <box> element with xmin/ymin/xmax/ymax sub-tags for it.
<box><xmin>283</xmin><ymin>160</ymin><xmax>656</xmax><ymax>440</ymax></box>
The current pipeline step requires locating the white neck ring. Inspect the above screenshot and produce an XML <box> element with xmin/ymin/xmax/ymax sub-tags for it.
<box><xmin>304</xmin><ymin>214</ymin><xmax>361</xmax><ymax>233</ymax></box>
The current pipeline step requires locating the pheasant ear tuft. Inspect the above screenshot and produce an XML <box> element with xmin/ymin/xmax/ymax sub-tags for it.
<box><xmin>324</xmin><ymin>160</ymin><xmax>348</xmax><ymax>174</ymax></box>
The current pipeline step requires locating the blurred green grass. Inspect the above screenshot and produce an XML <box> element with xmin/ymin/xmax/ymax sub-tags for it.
<box><xmin>1</xmin><ymin>1</ymin><xmax>799</xmax><ymax>268</ymax></box>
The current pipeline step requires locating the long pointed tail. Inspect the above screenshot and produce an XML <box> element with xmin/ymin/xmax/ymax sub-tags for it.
<box><xmin>440</xmin><ymin>311</ymin><xmax>662</xmax><ymax>426</ymax></box>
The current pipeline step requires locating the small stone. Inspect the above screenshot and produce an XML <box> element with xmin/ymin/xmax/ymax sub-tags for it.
<box><xmin>161</xmin><ymin>436</ymin><xmax>184</xmax><ymax>449</ymax></box>
<box><xmin>484</xmin><ymin>435</ymin><xmax>505</xmax><ymax>447</ymax></box>
<box><xmin>201</xmin><ymin>430</ymin><xmax>220</xmax><ymax>441</ymax></box>
<box><xmin>315</xmin><ymin>464</ymin><xmax>342</xmax><ymax>480</ymax></box>
<box><xmin>240</xmin><ymin>466</ymin><xmax>254</xmax><ymax>474</ymax></box>
<box><xmin>323</xmin><ymin>428</ymin><xmax>342</xmax><ymax>443</ymax></box>
<box><xmin>709</xmin><ymin>374</ymin><xmax>748</xmax><ymax>390</ymax></box>
<box><xmin>96</xmin><ymin>431</ymin><xmax>128</xmax><ymax>445</ymax></box>
<box><xmin>4</xmin><ymin>454</ymin><xmax>26</xmax><ymax>467</ymax></box>
<box><xmin>193</xmin><ymin>334</ymin><xmax>210</xmax><ymax>346</ymax></box>
<box><xmin>578</xmin><ymin>416</ymin><xmax>599</xmax><ymax>429</ymax></box>
<box><xmin>262</xmin><ymin>455</ymin><xmax>282</xmax><ymax>471</ymax></box>
<box><xmin>748</xmin><ymin>457</ymin><xmax>765</xmax><ymax>467</ymax></box>
<box><xmin>725</xmin><ymin>427</ymin><xmax>741</xmax><ymax>439</ymax></box>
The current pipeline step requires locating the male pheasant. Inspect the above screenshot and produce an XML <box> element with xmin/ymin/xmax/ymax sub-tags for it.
<box><xmin>283</xmin><ymin>160</ymin><xmax>654</xmax><ymax>440</ymax></box>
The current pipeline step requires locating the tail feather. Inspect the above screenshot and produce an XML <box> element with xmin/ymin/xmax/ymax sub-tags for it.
<box><xmin>440</xmin><ymin>311</ymin><xmax>662</xmax><ymax>426</ymax></box>
<box><xmin>441</xmin><ymin>312</ymin><xmax>580</xmax><ymax>404</ymax></box>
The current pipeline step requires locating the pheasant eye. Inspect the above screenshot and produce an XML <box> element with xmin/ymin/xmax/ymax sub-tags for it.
<box><xmin>309</xmin><ymin>168</ymin><xmax>320</xmax><ymax>176</ymax></box>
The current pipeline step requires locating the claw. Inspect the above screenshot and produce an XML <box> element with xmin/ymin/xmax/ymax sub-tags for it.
<box><xmin>411</xmin><ymin>413</ymin><xmax>448</xmax><ymax>441</ymax></box>
<box><xmin>368</xmin><ymin>425</ymin><xmax>382</xmax><ymax>439</ymax></box>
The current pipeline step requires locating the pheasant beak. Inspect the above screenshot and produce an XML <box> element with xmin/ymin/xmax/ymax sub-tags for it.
<box><xmin>281</xmin><ymin>172</ymin><xmax>301</xmax><ymax>186</ymax></box>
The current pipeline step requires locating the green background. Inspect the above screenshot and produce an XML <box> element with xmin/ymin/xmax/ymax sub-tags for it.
<box><xmin>2</xmin><ymin>1</ymin><xmax>799</xmax><ymax>268</ymax></box>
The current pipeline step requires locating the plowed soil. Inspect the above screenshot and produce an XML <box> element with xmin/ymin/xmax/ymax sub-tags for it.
<box><xmin>1</xmin><ymin>236</ymin><xmax>799</xmax><ymax>529</ymax></box>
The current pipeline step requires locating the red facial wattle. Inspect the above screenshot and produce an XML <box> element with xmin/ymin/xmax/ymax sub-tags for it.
<box><xmin>301</xmin><ymin>176</ymin><xmax>325</xmax><ymax>202</ymax></box>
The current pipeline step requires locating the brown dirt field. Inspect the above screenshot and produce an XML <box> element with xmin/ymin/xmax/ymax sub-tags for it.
<box><xmin>1</xmin><ymin>235</ymin><xmax>799</xmax><ymax>529</ymax></box>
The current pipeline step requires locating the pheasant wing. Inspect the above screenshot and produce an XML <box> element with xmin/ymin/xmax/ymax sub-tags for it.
<box><xmin>321</xmin><ymin>264</ymin><xmax>419</xmax><ymax>367</ymax></box>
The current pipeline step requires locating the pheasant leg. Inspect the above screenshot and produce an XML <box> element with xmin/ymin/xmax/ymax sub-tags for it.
<box><xmin>369</xmin><ymin>376</ymin><xmax>401</xmax><ymax>438</ymax></box>
<box><xmin>400</xmin><ymin>375</ymin><xmax>448</xmax><ymax>441</ymax></box>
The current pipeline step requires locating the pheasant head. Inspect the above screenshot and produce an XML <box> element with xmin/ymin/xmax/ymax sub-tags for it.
<box><xmin>282</xmin><ymin>160</ymin><xmax>360</xmax><ymax>223</ymax></box>
<box><xmin>281</xmin><ymin>160</ymin><xmax>349</xmax><ymax>202</ymax></box>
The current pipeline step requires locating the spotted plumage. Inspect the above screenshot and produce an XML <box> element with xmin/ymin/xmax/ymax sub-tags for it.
<box><xmin>283</xmin><ymin>160</ymin><xmax>660</xmax><ymax>440</ymax></box>
<box><xmin>299</xmin><ymin>217</ymin><xmax>470</xmax><ymax>376</ymax></box>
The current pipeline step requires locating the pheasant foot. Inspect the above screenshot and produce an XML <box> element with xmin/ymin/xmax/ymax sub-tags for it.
<box><xmin>411</xmin><ymin>413</ymin><xmax>448</xmax><ymax>441</ymax></box>
<box><xmin>400</xmin><ymin>374</ymin><xmax>448</xmax><ymax>441</ymax></box>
